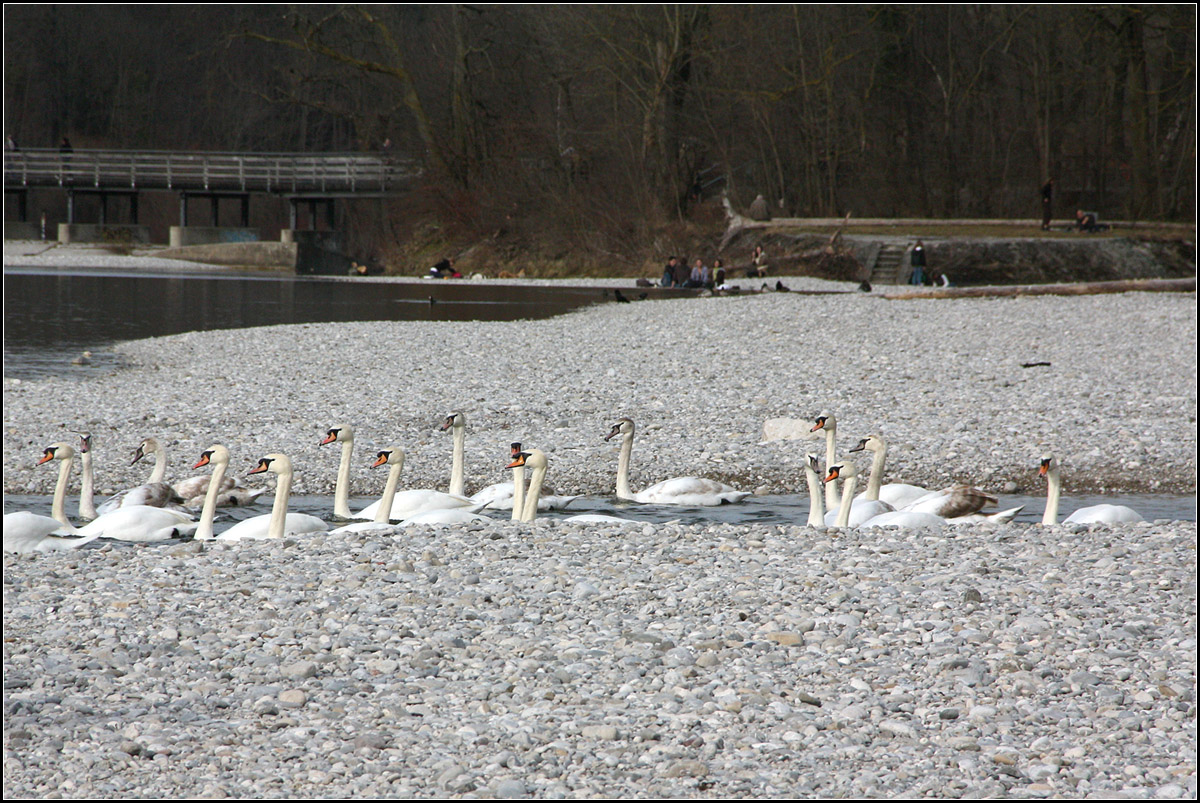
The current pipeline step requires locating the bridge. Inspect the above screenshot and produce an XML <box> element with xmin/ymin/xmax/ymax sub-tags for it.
<box><xmin>3</xmin><ymin>147</ymin><xmax>421</xmax><ymax>234</ymax></box>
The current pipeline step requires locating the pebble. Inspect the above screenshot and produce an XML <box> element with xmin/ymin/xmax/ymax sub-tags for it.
<box><xmin>2</xmin><ymin>266</ymin><xmax>1196</xmax><ymax>797</ymax></box>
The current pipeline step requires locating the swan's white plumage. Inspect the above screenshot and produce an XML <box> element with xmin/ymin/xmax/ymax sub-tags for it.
<box><xmin>511</xmin><ymin>449</ymin><xmax>635</xmax><ymax>525</ymax></box>
<box><xmin>322</xmin><ymin>424</ymin><xmax>478</xmax><ymax>521</ymax></box>
<box><xmin>215</xmin><ymin>453</ymin><xmax>327</xmax><ymax>541</ymax></box>
<box><xmin>606</xmin><ymin>418</ymin><xmax>748</xmax><ymax>506</ymax></box>
<box><xmin>3</xmin><ymin>512</ymin><xmax>103</xmax><ymax>554</ymax></box>
<box><xmin>1039</xmin><ymin>454</ymin><xmax>1143</xmax><ymax>525</ymax></box>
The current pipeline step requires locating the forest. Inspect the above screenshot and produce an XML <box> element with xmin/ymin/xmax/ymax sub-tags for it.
<box><xmin>4</xmin><ymin>5</ymin><xmax>1195</xmax><ymax>270</ymax></box>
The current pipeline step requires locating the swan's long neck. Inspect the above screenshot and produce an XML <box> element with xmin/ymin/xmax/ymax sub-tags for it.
<box><xmin>79</xmin><ymin>449</ymin><xmax>98</xmax><ymax>520</ymax></box>
<box><xmin>615</xmin><ymin>430</ymin><xmax>635</xmax><ymax>500</ymax></box>
<box><xmin>521</xmin><ymin>464</ymin><xmax>547</xmax><ymax>523</ymax></box>
<box><xmin>865</xmin><ymin>444</ymin><xmax>886</xmax><ymax>501</ymax></box>
<box><xmin>805</xmin><ymin>464</ymin><xmax>824</xmax><ymax>527</ymax></box>
<box><xmin>824</xmin><ymin>428</ymin><xmax>839</xmax><ymax>509</ymax></box>
<box><xmin>147</xmin><ymin>444</ymin><xmax>167</xmax><ymax>484</ymax></box>
<box><xmin>449</xmin><ymin>425</ymin><xmax>466</xmax><ymax>497</ymax></box>
<box><xmin>334</xmin><ymin>437</ymin><xmax>354</xmax><ymax>519</ymax></box>
<box><xmin>195</xmin><ymin>457</ymin><xmax>228</xmax><ymax>540</ymax></box>
<box><xmin>51</xmin><ymin>453</ymin><xmax>75</xmax><ymax>528</ymax></box>
<box><xmin>834</xmin><ymin>474</ymin><xmax>858</xmax><ymax>527</ymax></box>
<box><xmin>374</xmin><ymin>459</ymin><xmax>404</xmax><ymax>524</ymax></box>
<box><xmin>1042</xmin><ymin>465</ymin><xmax>1061</xmax><ymax>525</ymax></box>
<box><xmin>267</xmin><ymin>467</ymin><xmax>293</xmax><ymax>539</ymax></box>
<box><xmin>511</xmin><ymin>465</ymin><xmax>526</xmax><ymax>522</ymax></box>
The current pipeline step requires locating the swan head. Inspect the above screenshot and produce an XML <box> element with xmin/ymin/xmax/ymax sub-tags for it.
<box><xmin>248</xmin><ymin>453</ymin><xmax>292</xmax><ymax>477</ymax></box>
<box><xmin>605</xmin><ymin>418</ymin><xmax>635</xmax><ymax>441</ymax></box>
<box><xmin>507</xmin><ymin>449</ymin><xmax>547</xmax><ymax>471</ymax></box>
<box><xmin>131</xmin><ymin>437</ymin><xmax>161</xmax><ymax>466</ymax></box>
<box><xmin>320</xmin><ymin>424</ymin><xmax>353</xmax><ymax>446</ymax></box>
<box><xmin>824</xmin><ymin>459</ymin><xmax>857</xmax><ymax>484</ymax></box>
<box><xmin>439</xmin><ymin>412</ymin><xmax>464</xmax><ymax>432</ymax></box>
<box><xmin>806</xmin><ymin>453</ymin><xmax>821</xmax><ymax>474</ymax></box>
<box><xmin>849</xmin><ymin>434</ymin><xmax>884</xmax><ymax>454</ymax></box>
<box><xmin>1038</xmin><ymin>454</ymin><xmax>1057</xmax><ymax>478</ymax></box>
<box><xmin>194</xmin><ymin>444</ymin><xmax>230</xmax><ymax>469</ymax></box>
<box><xmin>510</xmin><ymin>442</ymin><xmax>523</xmax><ymax>457</ymax></box>
<box><xmin>76</xmin><ymin>432</ymin><xmax>92</xmax><ymax>454</ymax></box>
<box><xmin>372</xmin><ymin>447</ymin><xmax>404</xmax><ymax>468</ymax></box>
<box><xmin>811</xmin><ymin>413</ymin><xmax>836</xmax><ymax>433</ymax></box>
<box><xmin>37</xmin><ymin>442</ymin><xmax>75</xmax><ymax>465</ymax></box>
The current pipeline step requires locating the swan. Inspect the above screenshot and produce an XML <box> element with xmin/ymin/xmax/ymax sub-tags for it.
<box><xmin>439</xmin><ymin>414</ymin><xmax>578</xmax><ymax>512</ymax></box>
<box><xmin>848</xmin><ymin>434</ymin><xmax>1023</xmax><ymax>523</ymax></box>
<box><xmin>470</xmin><ymin>441</ymin><xmax>579</xmax><ymax>513</ymax></box>
<box><xmin>803</xmin><ymin>452</ymin><xmax>826</xmax><ymax>528</ymax></box>
<box><xmin>822</xmin><ymin>459</ymin><xmax>860</xmax><ymax>528</ymax></box>
<box><xmin>4</xmin><ymin>511</ymin><xmax>104</xmax><ymax>554</ymax></box>
<box><xmin>93</xmin><ymin>437</ymin><xmax>187</xmax><ymax>515</ymax></box>
<box><xmin>329</xmin><ymin>448</ymin><xmax>407</xmax><ymax>535</ymax></box>
<box><xmin>509</xmin><ymin>449</ymin><xmax>636</xmax><ymax>525</ymax></box>
<box><xmin>134</xmin><ymin>436</ymin><xmax>265</xmax><ymax>508</ymax></box>
<box><xmin>214</xmin><ymin>453</ymin><xmax>328</xmax><ymax>541</ymax></box>
<box><xmin>810</xmin><ymin>413</ymin><xmax>844</xmax><ymax>511</ymax></box>
<box><xmin>322</xmin><ymin>424</ymin><xmax>481</xmax><ymax>521</ymax></box>
<box><xmin>848</xmin><ymin>434</ymin><xmax>936</xmax><ymax>508</ymax></box>
<box><xmin>605</xmin><ymin>418</ymin><xmax>749</xmax><ymax>506</ymax></box>
<box><xmin>36</xmin><ymin>442</ymin><xmax>195</xmax><ymax>542</ymax></box>
<box><xmin>77</xmin><ymin>432</ymin><xmax>98</xmax><ymax>520</ymax></box>
<box><xmin>1039</xmin><ymin>454</ymin><xmax>1143</xmax><ymax>525</ymax></box>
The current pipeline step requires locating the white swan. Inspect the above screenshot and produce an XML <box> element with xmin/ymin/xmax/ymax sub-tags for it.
<box><xmin>214</xmin><ymin>453</ymin><xmax>328</xmax><ymax>541</ymax></box>
<box><xmin>3</xmin><ymin>512</ymin><xmax>104</xmax><ymax>554</ymax></box>
<box><xmin>77</xmin><ymin>432</ymin><xmax>99</xmax><ymax>520</ymax></box>
<box><xmin>329</xmin><ymin>448</ymin><xmax>408</xmax><ymax>535</ymax></box>
<box><xmin>439</xmin><ymin>414</ymin><xmax>578</xmax><ymax>512</ymax></box>
<box><xmin>509</xmin><ymin>449</ymin><xmax>636</xmax><ymax>525</ymax></box>
<box><xmin>1039</xmin><ymin>454</ymin><xmax>1143</xmax><ymax>525</ymax></box>
<box><xmin>470</xmin><ymin>441</ymin><xmax>579</xmax><ymax>513</ymax></box>
<box><xmin>822</xmin><ymin>459</ymin><xmax>860</xmax><ymax>528</ymax></box>
<box><xmin>803</xmin><ymin>453</ymin><xmax>825</xmax><ymax>528</ymax></box>
<box><xmin>810</xmin><ymin>413</ymin><xmax>842</xmax><ymax>511</ymax></box>
<box><xmin>848</xmin><ymin>434</ymin><xmax>936</xmax><ymax>508</ymax></box>
<box><xmin>321</xmin><ymin>424</ymin><xmax>480</xmax><ymax>521</ymax></box>
<box><xmin>37</xmin><ymin>442</ymin><xmax>195</xmax><ymax>542</ymax></box>
<box><xmin>605</xmin><ymin>418</ymin><xmax>749</xmax><ymax>506</ymax></box>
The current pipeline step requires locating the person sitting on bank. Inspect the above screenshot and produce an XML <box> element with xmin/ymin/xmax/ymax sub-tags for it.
<box><xmin>685</xmin><ymin>258</ymin><xmax>710</xmax><ymax>288</ymax></box>
<box><xmin>1075</xmin><ymin>209</ymin><xmax>1103</xmax><ymax>233</ymax></box>
<box><xmin>429</xmin><ymin>257</ymin><xmax>458</xmax><ymax>278</ymax></box>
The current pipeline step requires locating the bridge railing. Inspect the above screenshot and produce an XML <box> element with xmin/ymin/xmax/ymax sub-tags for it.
<box><xmin>3</xmin><ymin>148</ymin><xmax>422</xmax><ymax>194</ymax></box>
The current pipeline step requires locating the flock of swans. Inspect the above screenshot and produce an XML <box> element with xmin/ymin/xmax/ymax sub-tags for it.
<box><xmin>4</xmin><ymin>411</ymin><xmax>1146</xmax><ymax>555</ymax></box>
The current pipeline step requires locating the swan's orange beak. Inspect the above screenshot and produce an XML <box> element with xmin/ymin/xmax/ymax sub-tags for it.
<box><xmin>1038</xmin><ymin>460</ymin><xmax>1050</xmax><ymax>477</ymax></box>
<box><xmin>823</xmin><ymin>466</ymin><xmax>841</xmax><ymax>484</ymax></box>
<box><xmin>510</xmin><ymin>442</ymin><xmax>523</xmax><ymax>456</ymax></box>
<box><xmin>811</xmin><ymin>418</ymin><xmax>826</xmax><ymax>433</ymax></box>
<box><xmin>320</xmin><ymin>430</ymin><xmax>339</xmax><ymax>445</ymax></box>
<box><xmin>506</xmin><ymin>453</ymin><xmax>529</xmax><ymax>469</ymax></box>
<box><xmin>248</xmin><ymin>458</ymin><xmax>271</xmax><ymax>475</ymax></box>
<box><xmin>194</xmin><ymin>452</ymin><xmax>212</xmax><ymax>469</ymax></box>
<box><xmin>371</xmin><ymin>452</ymin><xmax>389</xmax><ymax>468</ymax></box>
<box><xmin>37</xmin><ymin>448</ymin><xmax>56</xmax><ymax>465</ymax></box>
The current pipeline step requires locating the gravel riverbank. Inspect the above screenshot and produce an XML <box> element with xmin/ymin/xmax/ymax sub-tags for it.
<box><xmin>3</xmin><ymin>250</ymin><xmax>1197</xmax><ymax>797</ymax></box>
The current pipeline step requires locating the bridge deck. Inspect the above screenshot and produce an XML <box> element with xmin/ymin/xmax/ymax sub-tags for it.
<box><xmin>3</xmin><ymin>148</ymin><xmax>421</xmax><ymax>196</ymax></box>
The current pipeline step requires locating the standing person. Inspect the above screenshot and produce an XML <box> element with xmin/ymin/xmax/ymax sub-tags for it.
<box><xmin>661</xmin><ymin>256</ymin><xmax>679</xmax><ymax>287</ymax></box>
<box><xmin>5</xmin><ymin>134</ymin><xmax>17</xmax><ymax>151</ymax></box>
<box><xmin>1041</xmin><ymin>178</ymin><xmax>1054</xmax><ymax>231</ymax></box>
<box><xmin>909</xmin><ymin>240</ymin><xmax>927</xmax><ymax>286</ymax></box>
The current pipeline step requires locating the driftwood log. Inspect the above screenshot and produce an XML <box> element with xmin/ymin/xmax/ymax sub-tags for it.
<box><xmin>881</xmin><ymin>277</ymin><xmax>1195</xmax><ymax>299</ymax></box>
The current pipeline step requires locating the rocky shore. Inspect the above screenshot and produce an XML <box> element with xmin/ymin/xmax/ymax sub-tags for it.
<box><xmin>3</xmin><ymin>249</ymin><xmax>1197</xmax><ymax>798</ymax></box>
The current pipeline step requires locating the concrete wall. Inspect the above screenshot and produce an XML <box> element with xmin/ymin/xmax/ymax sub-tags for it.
<box><xmin>3</xmin><ymin>222</ymin><xmax>41</xmax><ymax>240</ymax></box>
<box><xmin>57</xmin><ymin>223</ymin><xmax>151</xmax><ymax>244</ymax></box>
<box><xmin>169</xmin><ymin>226</ymin><xmax>261</xmax><ymax>248</ymax></box>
